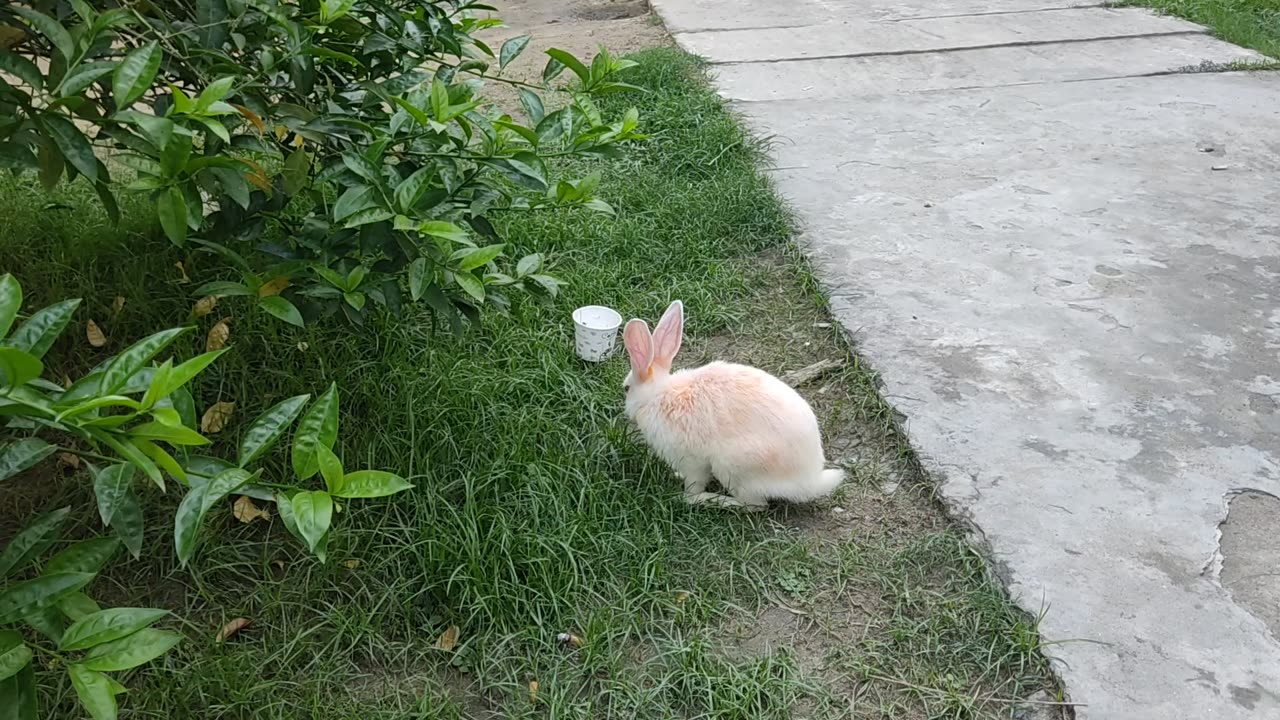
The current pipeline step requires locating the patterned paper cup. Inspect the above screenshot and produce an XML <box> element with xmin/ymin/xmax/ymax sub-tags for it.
<box><xmin>572</xmin><ymin>305</ymin><xmax>623</xmax><ymax>362</ymax></box>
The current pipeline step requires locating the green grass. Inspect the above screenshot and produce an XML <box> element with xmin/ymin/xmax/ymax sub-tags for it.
<box><xmin>1122</xmin><ymin>0</ymin><xmax>1280</xmax><ymax>59</ymax></box>
<box><xmin>0</xmin><ymin>49</ymin><xmax>1057</xmax><ymax>719</ymax></box>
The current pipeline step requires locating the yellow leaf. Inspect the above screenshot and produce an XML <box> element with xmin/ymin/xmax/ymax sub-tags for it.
<box><xmin>193</xmin><ymin>295</ymin><xmax>219</xmax><ymax>317</ymax></box>
<box><xmin>556</xmin><ymin>632</ymin><xmax>583</xmax><ymax>648</ymax></box>
<box><xmin>85</xmin><ymin>319</ymin><xmax>106</xmax><ymax>347</ymax></box>
<box><xmin>232</xmin><ymin>495</ymin><xmax>270</xmax><ymax>524</ymax></box>
<box><xmin>273</xmin><ymin>125</ymin><xmax>289</xmax><ymax>142</ymax></box>
<box><xmin>174</xmin><ymin>261</ymin><xmax>191</xmax><ymax>283</ymax></box>
<box><xmin>528</xmin><ymin>680</ymin><xmax>538</xmax><ymax>703</ymax></box>
<box><xmin>292</xmin><ymin>135</ymin><xmax>305</xmax><ymax>149</ymax></box>
<box><xmin>216</xmin><ymin>617</ymin><xmax>251</xmax><ymax>643</ymax></box>
<box><xmin>258</xmin><ymin>276</ymin><xmax>291</xmax><ymax>297</ymax></box>
<box><xmin>342</xmin><ymin>559</ymin><xmax>360</xmax><ymax>569</ymax></box>
<box><xmin>112</xmin><ymin>296</ymin><xmax>125</xmax><ymax>315</ymax></box>
<box><xmin>200</xmin><ymin>401</ymin><xmax>235</xmax><ymax>434</ymax></box>
<box><xmin>296</xmin><ymin>341</ymin><xmax>309</xmax><ymax>352</ymax></box>
<box><xmin>245</xmin><ymin>170</ymin><xmax>272</xmax><ymax>192</ymax></box>
<box><xmin>206</xmin><ymin>317</ymin><xmax>232</xmax><ymax>352</ymax></box>
<box><xmin>435</xmin><ymin>625</ymin><xmax>460</xmax><ymax>652</ymax></box>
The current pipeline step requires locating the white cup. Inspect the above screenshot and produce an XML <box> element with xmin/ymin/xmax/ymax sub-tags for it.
<box><xmin>572</xmin><ymin>305</ymin><xmax>623</xmax><ymax>362</ymax></box>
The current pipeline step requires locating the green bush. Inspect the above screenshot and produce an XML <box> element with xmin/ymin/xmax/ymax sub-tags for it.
<box><xmin>0</xmin><ymin>0</ymin><xmax>643</xmax><ymax>328</ymax></box>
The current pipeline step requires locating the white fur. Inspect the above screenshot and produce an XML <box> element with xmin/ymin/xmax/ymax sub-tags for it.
<box><xmin>623</xmin><ymin>301</ymin><xmax>844</xmax><ymax>510</ymax></box>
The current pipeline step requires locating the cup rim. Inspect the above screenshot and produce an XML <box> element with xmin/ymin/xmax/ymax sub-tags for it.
<box><xmin>573</xmin><ymin>305</ymin><xmax>622</xmax><ymax>331</ymax></box>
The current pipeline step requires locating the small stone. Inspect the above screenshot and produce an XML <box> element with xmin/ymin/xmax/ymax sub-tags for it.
<box><xmin>1198</xmin><ymin>146</ymin><xmax>1215</xmax><ymax>153</ymax></box>
<box><xmin>1211</xmin><ymin>165</ymin><xmax>1230</xmax><ymax>171</ymax></box>
<box><xmin>832</xmin><ymin>506</ymin><xmax>846</xmax><ymax>514</ymax></box>
<box><xmin>813</xmin><ymin>322</ymin><xmax>831</xmax><ymax>329</ymax></box>
<box><xmin>923</xmin><ymin>201</ymin><xmax>934</xmax><ymax>208</ymax></box>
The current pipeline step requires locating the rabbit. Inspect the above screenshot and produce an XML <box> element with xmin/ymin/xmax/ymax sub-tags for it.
<box><xmin>622</xmin><ymin>300</ymin><xmax>845</xmax><ymax>510</ymax></box>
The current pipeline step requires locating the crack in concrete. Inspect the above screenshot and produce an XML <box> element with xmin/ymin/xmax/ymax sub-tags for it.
<box><xmin>696</xmin><ymin>29</ymin><xmax>1209</xmax><ymax>65</ymax></box>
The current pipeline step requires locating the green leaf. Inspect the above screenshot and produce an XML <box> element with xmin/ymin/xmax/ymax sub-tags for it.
<box><xmin>390</xmin><ymin>95</ymin><xmax>432</xmax><ymax>130</ymax></box>
<box><xmin>138</xmin><ymin>359</ymin><xmax>173</xmax><ymax>411</ymax></box>
<box><xmin>454</xmin><ymin>272</ymin><xmax>485</xmax><ymax>302</ymax></box>
<box><xmin>393</xmin><ymin>167</ymin><xmax>435</xmax><ymax>214</ymax></box>
<box><xmin>408</xmin><ymin>258</ymin><xmax>429</xmax><ymax>302</ymax></box>
<box><xmin>237</xmin><ymin>394</ymin><xmax>308</xmax><ymax>467</ymax></box>
<box><xmin>82</xmin><ymin>628</ymin><xmax>180</xmax><ymax>672</ymax></box>
<box><xmin>2</xmin><ymin>298</ymin><xmax>79</xmax><ymax>358</ymax></box>
<box><xmin>12</xmin><ymin>7</ymin><xmax>74</xmax><ymax>62</ymax></box>
<box><xmin>0</xmin><ymin>572</ymin><xmax>92</xmax><ymax>625</ymax></box>
<box><xmin>332</xmin><ymin>185</ymin><xmax>375</xmax><ymax>222</ymax></box>
<box><xmin>343</xmin><ymin>291</ymin><xmax>365</xmax><ymax>311</ymax></box>
<box><xmin>195</xmin><ymin>0</ymin><xmax>230</xmax><ymax>49</ymax></box>
<box><xmin>192</xmin><ymin>280</ymin><xmax>252</xmax><ymax>298</ymax></box>
<box><xmin>210</xmin><ymin>166</ymin><xmax>249</xmax><ymax>209</ymax></box>
<box><xmin>340</xmin><ymin>154</ymin><xmax>380</xmax><ymax>182</ymax></box>
<box><xmin>290</xmin><ymin>491</ymin><xmax>333</xmax><ymax>554</ymax></box>
<box><xmin>54</xmin><ymin>395</ymin><xmax>142</xmax><ymax>422</ymax></box>
<box><xmin>102</xmin><ymin>327</ymin><xmax>187</xmax><ymax>394</ymax></box>
<box><xmin>0</xmin><ymin>631</ymin><xmax>32</xmax><ymax>684</ymax></box>
<box><xmin>37</xmin><ymin>136</ymin><xmax>64</xmax><ymax>190</ymax></box>
<box><xmin>452</xmin><ymin>244</ymin><xmax>505</xmax><ymax>272</ymax></box>
<box><xmin>90</xmin><ymin>430</ymin><xmax>162</xmax><ymax>487</ymax></box>
<box><xmin>0</xmin><ymin>348</ymin><xmax>41</xmax><ymax>389</ymax></box>
<box><xmin>418</xmin><ymin>221</ymin><xmax>468</xmax><ymax>243</ymax></box>
<box><xmin>316</xmin><ymin>444</ymin><xmax>344</xmax><ymax>494</ymax></box>
<box><xmin>343</xmin><ymin>207</ymin><xmax>394</xmax><ymax>229</ymax></box>
<box><xmin>58</xmin><ymin>62</ymin><xmax>114</xmax><ymax>97</ymax></box>
<box><xmin>92</xmin><ymin>464</ymin><xmax>133</xmax><ymax>527</ymax></box>
<box><xmin>334</xmin><ymin>470</ymin><xmax>413</xmax><ymax>499</ymax></box>
<box><xmin>195</xmin><ymin>76</ymin><xmax>235</xmax><ymax>113</ymax></box>
<box><xmin>517</xmin><ymin>87</ymin><xmax>545</xmax><ymax>125</ymax></box>
<box><xmin>42</xmin><ymin>115</ymin><xmax>99</xmax><ymax>181</ymax></box>
<box><xmin>0</xmin><ymin>50</ymin><xmax>42</xmax><ymax>91</ymax></box>
<box><xmin>129</xmin><ymin>421</ymin><xmax>209</xmax><ymax>446</ymax></box>
<box><xmin>0</xmin><ymin>660</ymin><xmax>37</xmax><ymax>720</ymax></box>
<box><xmin>45</xmin><ymin>537</ymin><xmax>119</xmax><ymax>576</ymax></box>
<box><xmin>133</xmin><ymin>439</ymin><xmax>186</xmax><ymax>485</ymax></box>
<box><xmin>162</xmin><ymin>348</ymin><xmax>227</xmax><ymax>400</ymax></box>
<box><xmin>545</xmin><ymin>48</ymin><xmax>590</xmax><ymax>85</ymax></box>
<box><xmin>62</xmin><ymin>608</ymin><xmax>169</xmax><ymax>651</ymax></box>
<box><xmin>291</xmin><ymin>383</ymin><xmax>338</xmax><ymax>481</ymax></box>
<box><xmin>160</xmin><ymin>132</ymin><xmax>192</xmax><ymax>177</ymax></box>
<box><xmin>528</xmin><ymin>273</ymin><xmax>562</xmax><ymax>297</ymax></box>
<box><xmin>110</xmin><ymin>489</ymin><xmax>143</xmax><ymax>559</ymax></box>
<box><xmin>500</xmin><ymin>35</ymin><xmax>532</xmax><ymax>70</ymax></box>
<box><xmin>0</xmin><ymin>275</ymin><xmax>19</xmax><ymax>339</ymax></box>
<box><xmin>68</xmin><ymin>665</ymin><xmax>117</xmax><ymax>720</ymax></box>
<box><xmin>516</xmin><ymin>254</ymin><xmax>542</xmax><ymax>277</ymax></box>
<box><xmin>57</xmin><ymin>593</ymin><xmax>101</xmax><ymax>622</ymax></box>
<box><xmin>157</xmin><ymin>187</ymin><xmax>188</xmax><ymax>244</ymax></box>
<box><xmin>282</xmin><ymin>148</ymin><xmax>309</xmax><ymax>195</ymax></box>
<box><xmin>173</xmin><ymin>468</ymin><xmax>253</xmax><ymax>564</ymax></box>
<box><xmin>260</xmin><ymin>296</ymin><xmax>304</xmax><ymax>328</ymax></box>
<box><xmin>505</xmin><ymin>152</ymin><xmax>547</xmax><ymax>190</ymax></box>
<box><xmin>0</xmin><ymin>506</ymin><xmax>67</xmax><ymax>576</ymax></box>
<box><xmin>430</xmin><ymin>77</ymin><xmax>449</xmax><ymax>121</ymax></box>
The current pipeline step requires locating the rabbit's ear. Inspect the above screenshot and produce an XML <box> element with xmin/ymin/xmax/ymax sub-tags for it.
<box><xmin>652</xmin><ymin>300</ymin><xmax>684</xmax><ymax>368</ymax></box>
<box><xmin>624</xmin><ymin>319</ymin><xmax>654</xmax><ymax>378</ymax></box>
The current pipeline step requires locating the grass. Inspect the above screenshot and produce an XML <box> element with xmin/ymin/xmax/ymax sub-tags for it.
<box><xmin>0</xmin><ymin>49</ymin><xmax>1058</xmax><ymax>719</ymax></box>
<box><xmin>1121</xmin><ymin>0</ymin><xmax>1280</xmax><ymax>59</ymax></box>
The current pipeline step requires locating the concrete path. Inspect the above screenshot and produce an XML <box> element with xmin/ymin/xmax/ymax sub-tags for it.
<box><xmin>649</xmin><ymin>1</ymin><xmax>1280</xmax><ymax>717</ymax></box>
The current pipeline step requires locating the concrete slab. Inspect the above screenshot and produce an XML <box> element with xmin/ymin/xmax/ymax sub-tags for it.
<box><xmin>650</xmin><ymin>0</ymin><xmax>1105</xmax><ymax>30</ymax></box>
<box><xmin>709</xmin><ymin>34</ymin><xmax>1266</xmax><ymax>101</ymax></box>
<box><xmin>744</xmin><ymin>71</ymin><xmax>1280</xmax><ymax>720</ymax></box>
<box><xmin>651</xmin><ymin>0</ymin><xmax>1280</xmax><ymax>717</ymax></box>
<box><xmin>670</xmin><ymin>8</ymin><xmax>1206</xmax><ymax>64</ymax></box>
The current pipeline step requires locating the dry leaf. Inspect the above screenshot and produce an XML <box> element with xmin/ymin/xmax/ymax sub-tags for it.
<box><xmin>233</xmin><ymin>495</ymin><xmax>270</xmax><ymax>523</ymax></box>
<box><xmin>85</xmin><ymin>320</ymin><xmax>106</xmax><ymax>347</ymax></box>
<box><xmin>528</xmin><ymin>680</ymin><xmax>538</xmax><ymax>703</ymax></box>
<box><xmin>206</xmin><ymin>317</ymin><xmax>231</xmax><ymax>351</ymax></box>
<box><xmin>258</xmin><ymin>276</ymin><xmax>291</xmax><ymax>297</ymax></box>
<box><xmin>174</xmin><ymin>261</ymin><xmax>191</xmax><ymax>283</ymax></box>
<box><xmin>435</xmin><ymin>625</ymin><xmax>460</xmax><ymax>652</ymax></box>
<box><xmin>57</xmin><ymin>452</ymin><xmax>81</xmax><ymax>470</ymax></box>
<box><xmin>193</xmin><ymin>295</ymin><xmax>219</xmax><ymax>317</ymax></box>
<box><xmin>272</xmin><ymin>559</ymin><xmax>286</xmax><ymax>571</ymax></box>
<box><xmin>112</xmin><ymin>296</ymin><xmax>125</xmax><ymax>315</ymax></box>
<box><xmin>342</xmin><ymin>559</ymin><xmax>360</xmax><ymax>570</ymax></box>
<box><xmin>216</xmin><ymin>617</ymin><xmax>251</xmax><ymax>643</ymax></box>
<box><xmin>60</xmin><ymin>375</ymin><xmax>71</xmax><ymax>390</ymax></box>
<box><xmin>555</xmin><ymin>632</ymin><xmax>583</xmax><ymax>648</ymax></box>
<box><xmin>296</xmin><ymin>341</ymin><xmax>309</xmax><ymax>352</ymax></box>
<box><xmin>233</xmin><ymin>104</ymin><xmax>266</xmax><ymax>134</ymax></box>
<box><xmin>201</xmin><ymin>401</ymin><xmax>235</xmax><ymax>434</ymax></box>
<box><xmin>674</xmin><ymin>591</ymin><xmax>690</xmax><ymax>605</ymax></box>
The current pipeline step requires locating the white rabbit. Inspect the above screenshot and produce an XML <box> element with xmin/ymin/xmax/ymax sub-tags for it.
<box><xmin>622</xmin><ymin>300</ymin><xmax>844</xmax><ymax>510</ymax></box>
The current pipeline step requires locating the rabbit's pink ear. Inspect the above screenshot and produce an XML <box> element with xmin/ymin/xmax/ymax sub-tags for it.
<box><xmin>623</xmin><ymin>319</ymin><xmax>654</xmax><ymax>378</ymax></box>
<box><xmin>651</xmin><ymin>300</ymin><xmax>684</xmax><ymax>368</ymax></box>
